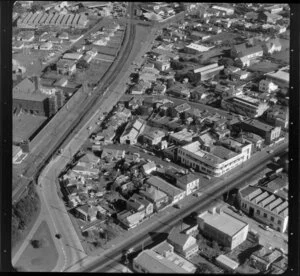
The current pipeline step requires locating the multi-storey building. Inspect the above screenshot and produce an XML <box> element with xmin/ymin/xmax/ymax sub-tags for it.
<box><xmin>177</xmin><ymin>138</ymin><xmax>252</xmax><ymax>177</ymax></box>
<box><xmin>221</xmin><ymin>94</ymin><xmax>269</xmax><ymax>118</ymax></box>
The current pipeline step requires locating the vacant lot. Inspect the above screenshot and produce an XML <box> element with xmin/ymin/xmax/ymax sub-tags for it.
<box><xmin>14</xmin><ymin>221</ymin><xmax>58</xmax><ymax>272</ymax></box>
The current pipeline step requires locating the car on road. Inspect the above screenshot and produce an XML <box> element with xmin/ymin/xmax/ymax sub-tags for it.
<box><xmin>189</xmin><ymin>168</ymin><xmax>195</xmax><ymax>173</ymax></box>
<box><xmin>259</xmin><ymin>224</ymin><xmax>272</xmax><ymax>231</ymax></box>
<box><xmin>268</xmin><ymin>149</ymin><xmax>274</xmax><ymax>154</ymax></box>
<box><xmin>174</xmin><ymin>203</ymin><xmax>182</xmax><ymax>209</ymax></box>
<box><xmin>164</xmin><ymin>158</ymin><xmax>171</xmax><ymax>162</ymax></box>
<box><xmin>149</xmin><ymin>152</ymin><xmax>155</xmax><ymax>156</ymax></box>
<box><xmin>55</xmin><ymin>234</ymin><xmax>61</xmax><ymax>239</ymax></box>
<box><xmin>194</xmin><ymin>192</ymin><xmax>202</xmax><ymax>197</ymax></box>
<box><xmin>142</xmin><ymin>149</ymin><xmax>148</xmax><ymax>153</ymax></box>
<box><xmin>203</xmin><ymin>175</ymin><xmax>211</xmax><ymax>180</ymax></box>
<box><xmin>157</xmin><ymin>164</ymin><xmax>163</xmax><ymax>168</ymax></box>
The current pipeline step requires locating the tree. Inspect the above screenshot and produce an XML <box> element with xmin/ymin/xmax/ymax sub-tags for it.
<box><xmin>219</xmin><ymin>57</ymin><xmax>234</xmax><ymax>67</ymax></box>
<box><xmin>171</xmin><ymin>60</ymin><xmax>184</xmax><ymax>70</ymax></box>
<box><xmin>31</xmin><ymin>239</ymin><xmax>42</xmax><ymax>248</ymax></box>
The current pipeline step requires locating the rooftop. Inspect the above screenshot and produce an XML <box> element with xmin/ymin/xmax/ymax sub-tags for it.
<box><xmin>146</xmin><ymin>176</ymin><xmax>184</xmax><ymax>197</ymax></box>
<box><xmin>266</xmin><ymin>70</ymin><xmax>289</xmax><ymax>83</ymax></box>
<box><xmin>199</xmin><ymin>209</ymin><xmax>248</xmax><ymax>237</ymax></box>
<box><xmin>242</xmin><ymin>119</ymin><xmax>276</xmax><ymax>132</ymax></box>
<box><xmin>170</xmin><ymin>128</ymin><xmax>197</xmax><ymax>143</ymax></box>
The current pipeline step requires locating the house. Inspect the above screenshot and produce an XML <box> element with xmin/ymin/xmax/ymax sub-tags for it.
<box><xmin>56</xmin><ymin>59</ymin><xmax>76</xmax><ymax>75</ymax></box>
<box><xmin>39</xmin><ymin>41</ymin><xmax>53</xmax><ymax>51</ymax></box>
<box><xmin>264</xmin><ymin>105</ymin><xmax>289</xmax><ymax>129</ymax></box>
<box><xmin>198</xmin><ymin>206</ymin><xmax>249</xmax><ymax>249</ymax></box>
<box><xmin>231</xmin><ymin>70</ymin><xmax>249</xmax><ymax>81</ymax></box>
<box><xmin>72</xmin><ymin>165</ymin><xmax>99</xmax><ymax>177</ymax></box>
<box><xmin>216</xmin><ymin>255</ymin><xmax>239</xmax><ymax>272</ymax></box>
<box><xmin>169</xmin><ymin>128</ymin><xmax>197</xmax><ymax>146</ymax></box>
<box><xmin>174</xmin><ymin>173</ymin><xmax>199</xmax><ymax>195</ymax></box>
<box><xmin>13</xmin><ymin>41</ymin><xmax>24</xmax><ymax>50</ymax></box>
<box><xmin>211</xmin><ymin>5</ymin><xmax>234</xmax><ymax>15</ymax></box>
<box><xmin>238</xmin><ymin>185</ymin><xmax>288</xmax><ymax>233</ymax></box>
<box><xmin>117</xmin><ymin>210</ymin><xmax>145</xmax><ymax>229</ymax></box>
<box><xmin>127</xmin><ymin>193</ymin><xmax>154</xmax><ymax>216</ymax></box>
<box><xmin>146</xmin><ymin>176</ymin><xmax>185</xmax><ymax>204</ymax></box>
<box><xmin>168</xmin><ymin>85</ymin><xmax>190</xmax><ymax>99</ymax></box>
<box><xmin>142</xmin><ymin>129</ymin><xmax>166</xmax><ymax>146</ymax></box>
<box><xmin>152</xmin><ymin>84</ymin><xmax>166</xmax><ymax>95</ymax></box>
<box><xmin>75</xmin><ymin>204</ymin><xmax>98</xmax><ymax>221</ymax></box>
<box><xmin>167</xmin><ymin>228</ymin><xmax>199</xmax><ymax>259</ymax></box>
<box><xmin>184</xmin><ymin>43</ymin><xmax>214</xmax><ymax>54</ymax></box>
<box><xmin>259</xmin><ymin>11</ymin><xmax>283</xmax><ymax>24</ymax></box>
<box><xmin>259</xmin><ymin>79</ymin><xmax>278</xmax><ymax>93</ymax></box>
<box><xmin>62</xmin><ymin>52</ymin><xmax>83</xmax><ymax>60</ymax></box>
<box><xmin>142</xmin><ymin>162</ymin><xmax>157</xmax><ymax>175</ymax></box>
<box><xmin>154</xmin><ymin>60</ymin><xmax>170</xmax><ymax>71</ymax></box>
<box><xmin>77</xmin><ymin>152</ymin><xmax>100</xmax><ymax>168</ymax></box>
<box><xmin>119</xmin><ymin>118</ymin><xmax>146</xmax><ymax>145</ymax></box>
<box><xmin>101</xmin><ymin>148</ymin><xmax>125</xmax><ymax>161</ymax></box>
<box><xmin>262</xmin><ymin>38</ymin><xmax>282</xmax><ymax>55</ymax></box>
<box><xmin>190</xmin><ymin>31</ymin><xmax>211</xmax><ymax>41</ymax></box>
<box><xmin>235</xmin><ymin>46</ymin><xmax>264</xmax><ymax>67</ymax></box>
<box><xmin>265</xmin><ymin>69</ymin><xmax>289</xmax><ymax>92</ymax></box>
<box><xmin>139</xmin><ymin>185</ymin><xmax>169</xmax><ymax>211</ymax></box>
<box><xmin>250</xmin><ymin>246</ymin><xmax>282</xmax><ymax>272</ymax></box>
<box><xmin>58</xmin><ymin>32</ymin><xmax>69</xmax><ymax>40</ymax></box>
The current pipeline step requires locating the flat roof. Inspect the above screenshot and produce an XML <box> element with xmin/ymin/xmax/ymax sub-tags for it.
<box><xmin>13</xmin><ymin>114</ymin><xmax>47</xmax><ymax>143</ymax></box>
<box><xmin>199</xmin><ymin>210</ymin><xmax>248</xmax><ymax>237</ymax></box>
<box><xmin>170</xmin><ymin>128</ymin><xmax>196</xmax><ymax>142</ymax></box>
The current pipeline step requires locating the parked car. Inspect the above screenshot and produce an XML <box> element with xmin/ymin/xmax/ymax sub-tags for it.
<box><xmin>204</xmin><ymin>175</ymin><xmax>211</xmax><ymax>180</ymax></box>
<box><xmin>189</xmin><ymin>168</ymin><xmax>195</xmax><ymax>173</ymax></box>
<box><xmin>259</xmin><ymin>224</ymin><xmax>271</xmax><ymax>231</ymax></box>
<box><xmin>174</xmin><ymin>203</ymin><xmax>182</xmax><ymax>209</ymax></box>
<box><xmin>164</xmin><ymin>158</ymin><xmax>171</xmax><ymax>162</ymax></box>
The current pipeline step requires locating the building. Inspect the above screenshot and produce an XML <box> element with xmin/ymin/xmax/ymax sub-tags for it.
<box><xmin>259</xmin><ymin>11</ymin><xmax>283</xmax><ymax>24</ymax></box>
<box><xmin>197</xmin><ymin>206</ymin><xmax>249</xmax><ymax>249</ymax></box>
<box><xmin>211</xmin><ymin>5</ymin><xmax>234</xmax><ymax>15</ymax></box>
<box><xmin>133</xmin><ymin>248</ymin><xmax>196</xmax><ymax>273</ymax></box>
<box><xmin>74</xmin><ymin>205</ymin><xmax>98</xmax><ymax>221</ymax></box>
<box><xmin>154</xmin><ymin>60</ymin><xmax>170</xmax><ymax>71</ymax></box>
<box><xmin>119</xmin><ymin>118</ymin><xmax>146</xmax><ymax>145</ymax></box>
<box><xmin>101</xmin><ymin>148</ymin><xmax>125</xmax><ymax>161</ymax></box>
<box><xmin>216</xmin><ymin>255</ymin><xmax>239</xmax><ymax>272</ymax></box>
<box><xmin>145</xmin><ymin>176</ymin><xmax>185</xmax><ymax>204</ymax></box>
<box><xmin>169</xmin><ymin>128</ymin><xmax>198</xmax><ymax>146</ymax></box>
<box><xmin>265</xmin><ymin>105</ymin><xmax>289</xmax><ymax>129</ymax></box>
<box><xmin>259</xmin><ymin>79</ymin><xmax>279</xmax><ymax>93</ymax></box>
<box><xmin>174</xmin><ymin>173</ymin><xmax>200</xmax><ymax>195</ymax></box>
<box><xmin>184</xmin><ymin>43</ymin><xmax>214</xmax><ymax>54</ymax></box>
<box><xmin>62</xmin><ymin>52</ymin><xmax>83</xmax><ymax>60</ymax></box>
<box><xmin>142</xmin><ymin>162</ymin><xmax>157</xmax><ymax>175</ymax></box>
<box><xmin>178</xmin><ymin>139</ymin><xmax>252</xmax><ymax>177</ymax></box>
<box><xmin>262</xmin><ymin>38</ymin><xmax>282</xmax><ymax>55</ymax></box>
<box><xmin>194</xmin><ymin>63</ymin><xmax>224</xmax><ymax>81</ymax></box>
<box><xmin>221</xmin><ymin>94</ymin><xmax>269</xmax><ymax>118</ymax></box>
<box><xmin>190</xmin><ymin>31</ymin><xmax>211</xmax><ymax>41</ymax></box>
<box><xmin>250</xmin><ymin>246</ymin><xmax>283</xmax><ymax>272</ymax></box>
<box><xmin>127</xmin><ymin>193</ymin><xmax>154</xmax><ymax>216</ymax></box>
<box><xmin>117</xmin><ymin>210</ymin><xmax>145</xmax><ymax>229</ymax></box>
<box><xmin>167</xmin><ymin>228</ymin><xmax>199</xmax><ymax>259</ymax></box>
<box><xmin>56</xmin><ymin>59</ymin><xmax>77</xmax><ymax>75</ymax></box>
<box><xmin>238</xmin><ymin>185</ymin><xmax>288</xmax><ymax>233</ymax></box>
<box><xmin>235</xmin><ymin>46</ymin><xmax>264</xmax><ymax>67</ymax></box>
<box><xmin>139</xmin><ymin>185</ymin><xmax>169</xmax><ymax>211</ymax></box>
<box><xmin>235</xmin><ymin>119</ymin><xmax>281</xmax><ymax>144</ymax></box>
<box><xmin>265</xmin><ymin>70</ymin><xmax>289</xmax><ymax>92</ymax></box>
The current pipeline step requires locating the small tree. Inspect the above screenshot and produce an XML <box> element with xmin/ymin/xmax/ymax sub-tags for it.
<box><xmin>31</xmin><ymin>239</ymin><xmax>42</xmax><ymax>248</ymax></box>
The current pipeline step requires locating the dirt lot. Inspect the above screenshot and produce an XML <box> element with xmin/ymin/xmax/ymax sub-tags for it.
<box><xmin>248</xmin><ymin>61</ymin><xmax>281</xmax><ymax>73</ymax></box>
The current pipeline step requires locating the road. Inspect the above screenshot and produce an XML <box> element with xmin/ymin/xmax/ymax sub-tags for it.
<box><xmin>81</xmin><ymin>142</ymin><xmax>288</xmax><ymax>272</ymax></box>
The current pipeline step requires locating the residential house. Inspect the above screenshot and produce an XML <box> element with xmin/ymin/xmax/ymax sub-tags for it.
<box><xmin>75</xmin><ymin>204</ymin><xmax>98</xmax><ymax>221</ymax></box>
<box><xmin>56</xmin><ymin>59</ymin><xmax>77</xmax><ymax>75</ymax></box>
<box><xmin>197</xmin><ymin>206</ymin><xmax>249</xmax><ymax>250</ymax></box>
<box><xmin>154</xmin><ymin>60</ymin><xmax>170</xmax><ymax>71</ymax></box>
<box><xmin>62</xmin><ymin>52</ymin><xmax>83</xmax><ymax>61</ymax></box>
<box><xmin>139</xmin><ymin>185</ymin><xmax>169</xmax><ymax>211</ymax></box>
<box><xmin>145</xmin><ymin>176</ymin><xmax>186</xmax><ymax>205</ymax></box>
<box><xmin>262</xmin><ymin>38</ymin><xmax>282</xmax><ymax>55</ymax></box>
<box><xmin>72</xmin><ymin>164</ymin><xmax>99</xmax><ymax>177</ymax></box>
<box><xmin>174</xmin><ymin>173</ymin><xmax>200</xmax><ymax>195</ymax></box>
<box><xmin>101</xmin><ymin>147</ymin><xmax>125</xmax><ymax>161</ymax></box>
<box><xmin>235</xmin><ymin>46</ymin><xmax>264</xmax><ymax>67</ymax></box>
<box><xmin>142</xmin><ymin>162</ymin><xmax>157</xmax><ymax>175</ymax></box>
<box><xmin>259</xmin><ymin>79</ymin><xmax>279</xmax><ymax>93</ymax></box>
<box><xmin>142</xmin><ymin>129</ymin><xmax>166</xmax><ymax>146</ymax></box>
<box><xmin>117</xmin><ymin>210</ymin><xmax>145</xmax><ymax>229</ymax></box>
<box><xmin>167</xmin><ymin>228</ymin><xmax>199</xmax><ymax>259</ymax></box>
<box><xmin>259</xmin><ymin>11</ymin><xmax>283</xmax><ymax>24</ymax></box>
<box><xmin>127</xmin><ymin>193</ymin><xmax>154</xmax><ymax>216</ymax></box>
<box><xmin>264</xmin><ymin>105</ymin><xmax>289</xmax><ymax>129</ymax></box>
<box><xmin>211</xmin><ymin>5</ymin><xmax>234</xmax><ymax>15</ymax></box>
<box><xmin>169</xmin><ymin>128</ymin><xmax>198</xmax><ymax>146</ymax></box>
<box><xmin>119</xmin><ymin>118</ymin><xmax>146</xmax><ymax>145</ymax></box>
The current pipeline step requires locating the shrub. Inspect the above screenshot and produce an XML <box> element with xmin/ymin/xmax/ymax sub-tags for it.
<box><xmin>31</xmin><ymin>239</ymin><xmax>42</xmax><ymax>248</ymax></box>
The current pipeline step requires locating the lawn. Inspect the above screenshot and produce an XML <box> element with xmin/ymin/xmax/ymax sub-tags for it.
<box><xmin>14</xmin><ymin>221</ymin><xmax>59</xmax><ymax>272</ymax></box>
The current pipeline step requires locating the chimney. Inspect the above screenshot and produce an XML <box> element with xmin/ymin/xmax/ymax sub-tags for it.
<box><xmin>33</xmin><ymin>76</ymin><xmax>40</xmax><ymax>91</ymax></box>
<box><xmin>209</xmin><ymin>207</ymin><xmax>216</xmax><ymax>214</ymax></box>
<box><xmin>216</xmin><ymin>206</ymin><xmax>223</xmax><ymax>214</ymax></box>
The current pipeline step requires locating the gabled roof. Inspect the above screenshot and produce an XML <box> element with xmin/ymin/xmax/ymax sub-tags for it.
<box><xmin>167</xmin><ymin>227</ymin><xmax>195</xmax><ymax>248</ymax></box>
<box><xmin>237</xmin><ymin>45</ymin><xmax>263</xmax><ymax>58</ymax></box>
<box><xmin>176</xmin><ymin>173</ymin><xmax>199</xmax><ymax>187</ymax></box>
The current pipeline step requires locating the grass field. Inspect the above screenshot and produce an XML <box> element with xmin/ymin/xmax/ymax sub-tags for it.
<box><xmin>14</xmin><ymin>221</ymin><xmax>59</xmax><ymax>272</ymax></box>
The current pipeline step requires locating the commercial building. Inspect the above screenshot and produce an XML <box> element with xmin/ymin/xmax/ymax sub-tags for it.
<box><xmin>197</xmin><ymin>207</ymin><xmax>249</xmax><ymax>249</ymax></box>
<box><xmin>142</xmin><ymin>129</ymin><xmax>166</xmax><ymax>146</ymax></box>
<box><xmin>238</xmin><ymin>185</ymin><xmax>288</xmax><ymax>233</ymax></box>
<box><xmin>185</xmin><ymin>43</ymin><xmax>214</xmax><ymax>54</ymax></box>
<box><xmin>235</xmin><ymin>119</ymin><xmax>281</xmax><ymax>144</ymax></box>
<box><xmin>145</xmin><ymin>176</ymin><xmax>185</xmax><ymax>204</ymax></box>
<box><xmin>216</xmin><ymin>255</ymin><xmax>239</xmax><ymax>272</ymax></box>
<box><xmin>177</xmin><ymin>139</ymin><xmax>252</xmax><ymax>177</ymax></box>
<box><xmin>265</xmin><ymin>105</ymin><xmax>289</xmax><ymax>129</ymax></box>
<box><xmin>221</xmin><ymin>94</ymin><xmax>269</xmax><ymax>118</ymax></box>
<box><xmin>194</xmin><ymin>63</ymin><xmax>224</xmax><ymax>81</ymax></box>
<box><xmin>211</xmin><ymin>5</ymin><xmax>234</xmax><ymax>15</ymax></box>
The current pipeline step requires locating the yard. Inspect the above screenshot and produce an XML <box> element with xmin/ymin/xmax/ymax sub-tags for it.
<box><xmin>14</xmin><ymin>221</ymin><xmax>59</xmax><ymax>272</ymax></box>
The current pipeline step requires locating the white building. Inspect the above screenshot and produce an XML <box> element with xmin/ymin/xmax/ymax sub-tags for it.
<box><xmin>177</xmin><ymin>139</ymin><xmax>252</xmax><ymax>177</ymax></box>
<box><xmin>212</xmin><ymin>5</ymin><xmax>235</xmax><ymax>15</ymax></box>
<box><xmin>198</xmin><ymin>206</ymin><xmax>249</xmax><ymax>249</ymax></box>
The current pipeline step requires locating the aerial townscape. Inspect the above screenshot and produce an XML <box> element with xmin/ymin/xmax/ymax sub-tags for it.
<box><xmin>11</xmin><ymin>1</ymin><xmax>290</xmax><ymax>274</ymax></box>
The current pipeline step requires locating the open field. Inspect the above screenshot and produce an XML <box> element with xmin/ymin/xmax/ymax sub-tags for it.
<box><xmin>14</xmin><ymin>221</ymin><xmax>59</xmax><ymax>272</ymax></box>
